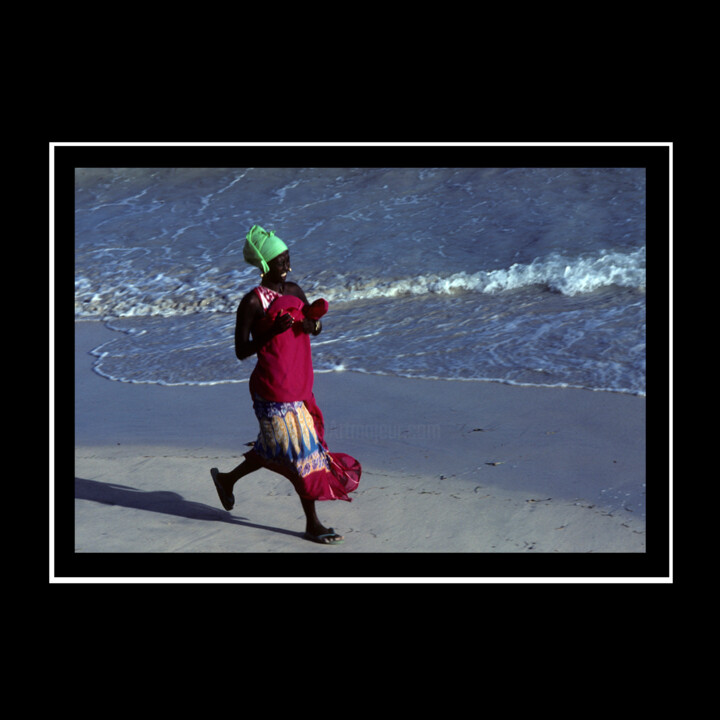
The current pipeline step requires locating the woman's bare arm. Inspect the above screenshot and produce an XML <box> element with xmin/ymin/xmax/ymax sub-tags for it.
<box><xmin>234</xmin><ymin>292</ymin><xmax>293</xmax><ymax>360</ymax></box>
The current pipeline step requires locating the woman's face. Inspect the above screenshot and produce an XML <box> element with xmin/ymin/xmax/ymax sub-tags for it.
<box><xmin>267</xmin><ymin>251</ymin><xmax>291</xmax><ymax>281</ymax></box>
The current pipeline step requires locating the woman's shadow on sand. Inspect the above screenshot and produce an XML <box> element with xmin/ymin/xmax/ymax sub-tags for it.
<box><xmin>74</xmin><ymin>477</ymin><xmax>303</xmax><ymax>540</ymax></box>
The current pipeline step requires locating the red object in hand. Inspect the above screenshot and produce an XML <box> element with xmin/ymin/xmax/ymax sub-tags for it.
<box><xmin>304</xmin><ymin>298</ymin><xmax>328</xmax><ymax>320</ymax></box>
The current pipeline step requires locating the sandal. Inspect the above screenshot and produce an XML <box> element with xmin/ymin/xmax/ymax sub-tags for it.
<box><xmin>303</xmin><ymin>527</ymin><xmax>344</xmax><ymax>545</ymax></box>
<box><xmin>210</xmin><ymin>468</ymin><xmax>234</xmax><ymax>511</ymax></box>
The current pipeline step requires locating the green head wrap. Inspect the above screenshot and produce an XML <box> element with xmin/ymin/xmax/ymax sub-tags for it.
<box><xmin>243</xmin><ymin>225</ymin><xmax>289</xmax><ymax>275</ymax></box>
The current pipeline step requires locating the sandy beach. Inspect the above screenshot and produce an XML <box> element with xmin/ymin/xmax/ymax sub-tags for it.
<box><xmin>59</xmin><ymin>321</ymin><xmax>666</xmax><ymax>580</ymax></box>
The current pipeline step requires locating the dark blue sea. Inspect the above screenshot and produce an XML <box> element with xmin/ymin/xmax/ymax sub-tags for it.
<box><xmin>73</xmin><ymin>160</ymin><xmax>648</xmax><ymax>395</ymax></box>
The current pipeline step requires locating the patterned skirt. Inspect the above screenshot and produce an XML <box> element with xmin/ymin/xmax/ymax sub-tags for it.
<box><xmin>247</xmin><ymin>395</ymin><xmax>360</xmax><ymax>502</ymax></box>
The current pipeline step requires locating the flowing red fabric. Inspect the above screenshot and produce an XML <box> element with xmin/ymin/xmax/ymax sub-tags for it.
<box><xmin>247</xmin><ymin>293</ymin><xmax>361</xmax><ymax>501</ymax></box>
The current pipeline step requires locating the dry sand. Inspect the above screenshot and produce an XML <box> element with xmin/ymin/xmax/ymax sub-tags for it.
<box><xmin>57</xmin><ymin>321</ymin><xmax>667</xmax><ymax>581</ymax></box>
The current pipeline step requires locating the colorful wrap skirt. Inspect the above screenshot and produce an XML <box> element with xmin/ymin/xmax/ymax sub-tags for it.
<box><xmin>245</xmin><ymin>394</ymin><xmax>361</xmax><ymax>502</ymax></box>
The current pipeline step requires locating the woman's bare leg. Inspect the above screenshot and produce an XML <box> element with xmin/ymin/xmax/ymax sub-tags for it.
<box><xmin>210</xmin><ymin>454</ymin><xmax>263</xmax><ymax>510</ymax></box>
<box><xmin>212</xmin><ymin>458</ymin><xmax>343</xmax><ymax>544</ymax></box>
<box><xmin>217</xmin><ymin>453</ymin><xmax>263</xmax><ymax>487</ymax></box>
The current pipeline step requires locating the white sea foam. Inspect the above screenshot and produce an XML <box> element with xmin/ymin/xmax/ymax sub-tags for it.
<box><xmin>320</xmin><ymin>247</ymin><xmax>646</xmax><ymax>305</ymax></box>
<box><xmin>75</xmin><ymin>246</ymin><xmax>645</xmax><ymax>319</ymax></box>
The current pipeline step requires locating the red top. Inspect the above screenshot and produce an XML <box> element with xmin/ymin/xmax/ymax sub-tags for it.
<box><xmin>244</xmin><ymin>289</ymin><xmax>360</xmax><ymax>501</ymax></box>
<box><xmin>249</xmin><ymin>291</ymin><xmax>328</xmax><ymax>404</ymax></box>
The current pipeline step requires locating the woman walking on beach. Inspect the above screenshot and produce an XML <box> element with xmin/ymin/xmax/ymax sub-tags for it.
<box><xmin>210</xmin><ymin>225</ymin><xmax>361</xmax><ymax>545</ymax></box>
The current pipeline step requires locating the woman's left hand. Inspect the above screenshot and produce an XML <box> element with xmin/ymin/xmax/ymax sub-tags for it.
<box><xmin>301</xmin><ymin>318</ymin><xmax>316</xmax><ymax>334</ymax></box>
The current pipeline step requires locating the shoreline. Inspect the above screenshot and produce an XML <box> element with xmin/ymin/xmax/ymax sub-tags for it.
<box><xmin>63</xmin><ymin>320</ymin><xmax>659</xmax><ymax>577</ymax></box>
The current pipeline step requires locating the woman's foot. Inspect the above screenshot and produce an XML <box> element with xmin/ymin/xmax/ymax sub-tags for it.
<box><xmin>299</xmin><ymin>497</ymin><xmax>343</xmax><ymax>544</ymax></box>
<box><xmin>303</xmin><ymin>525</ymin><xmax>344</xmax><ymax>545</ymax></box>
<box><xmin>210</xmin><ymin>468</ymin><xmax>235</xmax><ymax>511</ymax></box>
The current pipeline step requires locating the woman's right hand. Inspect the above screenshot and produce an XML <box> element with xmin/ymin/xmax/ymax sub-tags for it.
<box><xmin>271</xmin><ymin>312</ymin><xmax>294</xmax><ymax>336</ymax></box>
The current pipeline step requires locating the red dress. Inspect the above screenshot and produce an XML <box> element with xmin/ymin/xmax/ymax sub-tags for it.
<box><xmin>244</xmin><ymin>287</ymin><xmax>361</xmax><ymax>502</ymax></box>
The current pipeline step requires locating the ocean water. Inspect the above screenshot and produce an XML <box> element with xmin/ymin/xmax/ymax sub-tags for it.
<box><xmin>74</xmin><ymin>165</ymin><xmax>647</xmax><ymax>395</ymax></box>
